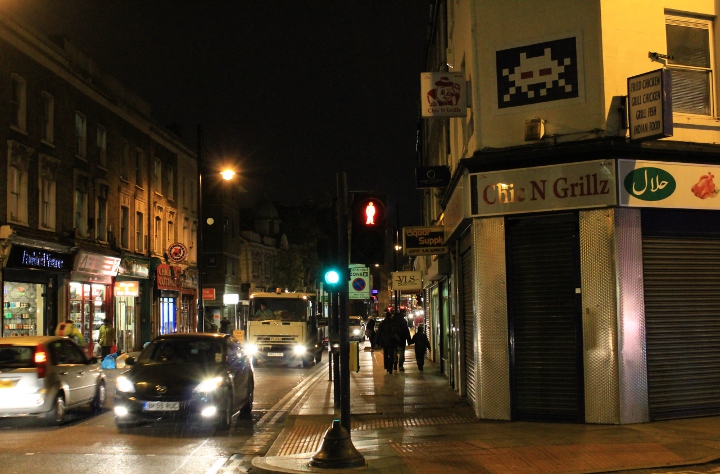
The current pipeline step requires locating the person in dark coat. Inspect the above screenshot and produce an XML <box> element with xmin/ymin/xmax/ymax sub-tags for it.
<box><xmin>392</xmin><ymin>311</ymin><xmax>412</xmax><ymax>371</ymax></box>
<box><xmin>375</xmin><ymin>316</ymin><xmax>395</xmax><ymax>374</ymax></box>
<box><xmin>410</xmin><ymin>325</ymin><xmax>430</xmax><ymax>371</ymax></box>
<box><xmin>219</xmin><ymin>317</ymin><xmax>231</xmax><ymax>334</ymax></box>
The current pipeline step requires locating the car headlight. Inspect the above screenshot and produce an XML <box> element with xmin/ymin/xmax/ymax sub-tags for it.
<box><xmin>194</xmin><ymin>376</ymin><xmax>223</xmax><ymax>393</ymax></box>
<box><xmin>245</xmin><ymin>344</ymin><xmax>258</xmax><ymax>356</ymax></box>
<box><xmin>352</xmin><ymin>329</ymin><xmax>360</xmax><ymax>335</ymax></box>
<box><xmin>293</xmin><ymin>345</ymin><xmax>307</xmax><ymax>355</ymax></box>
<box><xmin>116</xmin><ymin>376</ymin><xmax>135</xmax><ymax>393</ymax></box>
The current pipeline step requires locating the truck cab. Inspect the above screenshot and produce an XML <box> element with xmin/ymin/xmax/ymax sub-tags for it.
<box><xmin>244</xmin><ymin>292</ymin><xmax>323</xmax><ymax>367</ymax></box>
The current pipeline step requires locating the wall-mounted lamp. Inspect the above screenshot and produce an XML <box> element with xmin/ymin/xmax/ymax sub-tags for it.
<box><xmin>649</xmin><ymin>52</ymin><xmax>674</xmax><ymax>62</ymax></box>
<box><xmin>525</xmin><ymin>118</ymin><xmax>545</xmax><ymax>141</ymax></box>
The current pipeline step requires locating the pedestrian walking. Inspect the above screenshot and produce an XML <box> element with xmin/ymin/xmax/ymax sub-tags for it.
<box><xmin>376</xmin><ymin>315</ymin><xmax>395</xmax><ymax>374</ymax></box>
<box><xmin>410</xmin><ymin>325</ymin><xmax>430</xmax><ymax>371</ymax></box>
<box><xmin>365</xmin><ymin>315</ymin><xmax>376</xmax><ymax>349</ymax></box>
<box><xmin>392</xmin><ymin>311</ymin><xmax>411</xmax><ymax>371</ymax></box>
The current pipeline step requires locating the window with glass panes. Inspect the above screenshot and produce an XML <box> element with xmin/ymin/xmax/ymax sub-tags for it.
<box><xmin>666</xmin><ymin>14</ymin><xmax>714</xmax><ymax>115</ymax></box>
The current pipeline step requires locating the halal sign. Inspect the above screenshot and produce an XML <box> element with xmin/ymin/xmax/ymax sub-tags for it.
<box><xmin>167</xmin><ymin>243</ymin><xmax>188</xmax><ymax>263</ymax></box>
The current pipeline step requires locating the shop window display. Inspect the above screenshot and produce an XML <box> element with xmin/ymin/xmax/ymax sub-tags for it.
<box><xmin>3</xmin><ymin>282</ymin><xmax>44</xmax><ymax>336</ymax></box>
<box><xmin>69</xmin><ymin>282</ymin><xmax>107</xmax><ymax>348</ymax></box>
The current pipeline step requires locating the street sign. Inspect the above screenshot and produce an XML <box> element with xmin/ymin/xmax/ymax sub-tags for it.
<box><xmin>349</xmin><ymin>265</ymin><xmax>370</xmax><ymax>300</ymax></box>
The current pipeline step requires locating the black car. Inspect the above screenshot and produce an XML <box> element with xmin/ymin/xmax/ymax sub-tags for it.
<box><xmin>113</xmin><ymin>333</ymin><xmax>254</xmax><ymax>429</ymax></box>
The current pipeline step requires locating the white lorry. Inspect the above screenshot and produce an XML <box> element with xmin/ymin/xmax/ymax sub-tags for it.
<box><xmin>244</xmin><ymin>291</ymin><xmax>324</xmax><ymax>367</ymax></box>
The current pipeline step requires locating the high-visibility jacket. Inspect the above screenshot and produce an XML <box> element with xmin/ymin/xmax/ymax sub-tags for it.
<box><xmin>56</xmin><ymin>322</ymin><xmax>85</xmax><ymax>345</ymax></box>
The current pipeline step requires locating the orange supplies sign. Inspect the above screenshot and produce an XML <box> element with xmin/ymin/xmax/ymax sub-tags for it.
<box><xmin>114</xmin><ymin>281</ymin><xmax>139</xmax><ymax>297</ymax></box>
<box><xmin>202</xmin><ymin>288</ymin><xmax>216</xmax><ymax>300</ymax></box>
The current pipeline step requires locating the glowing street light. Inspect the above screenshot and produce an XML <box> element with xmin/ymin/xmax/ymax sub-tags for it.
<box><xmin>220</xmin><ymin>169</ymin><xmax>236</xmax><ymax>181</ymax></box>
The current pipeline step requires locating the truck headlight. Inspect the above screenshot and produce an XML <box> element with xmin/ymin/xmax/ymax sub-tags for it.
<box><xmin>245</xmin><ymin>344</ymin><xmax>258</xmax><ymax>356</ymax></box>
<box><xmin>293</xmin><ymin>345</ymin><xmax>307</xmax><ymax>355</ymax></box>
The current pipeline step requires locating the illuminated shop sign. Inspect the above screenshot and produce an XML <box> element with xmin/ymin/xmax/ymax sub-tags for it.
<box><xmin>7</xmin><ymin>245</ymin><xmax>70</xmax><ymax>270</ymax></box>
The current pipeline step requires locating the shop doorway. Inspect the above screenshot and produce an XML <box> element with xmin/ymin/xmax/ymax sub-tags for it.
<box><xmin>160</xmin><ymin>296</ymin><xmax>176</xmax><ymax>334</ymax></box>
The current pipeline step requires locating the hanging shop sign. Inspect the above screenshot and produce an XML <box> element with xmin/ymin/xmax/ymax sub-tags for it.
<box><xmin>156</xmin><ymin>264</ymin><xmax>181</xmax><ymax>291</ymax></box>
<box><xmin>117</xmin><ymin>256</ymin><xmax>150</xmax><ymax>279</ymax></box>
<box><xmin>6</xmin><ymin>245</ymin><xmax>71</xmax><ymax>270</ymax></box>
<box><xmin>402</xmin><ymin>226</ymin><xmax>447</xmax><ymax>256</ymax></box>
<box><xmin>391</xmin><ymin>271</ymin><xmax>422</xmax><ymax>292</ymax></box>
<box><xmin>416</xmin><ymin>166</ymin><xmax>451</xmax><ymax>188</ymax></box>
<box><xmin>114</xmin><ymin>281</ymin><xmax>139</xmax><ymax>297</ymax></box>
<box><xmin>167</xmin><ymin>242</ymin><xmax>188</xmax><ymax>263</ymax></box>
<box><xmin>627</xmin><ymin>68</ymin><xmax>673</xmax><ymax>142</ymax></box>
<box><xmin>469</xmin><ymin>160</ymin><xmax>616</xmax><ymax>217</ymax></box>
<box><xmin>619</xmin><ymin>160</ymin><xmax>720</xmax><ymax>209</ymax></box>
<box><xmin>421</xmin><ymin>72</ymin><xmax>467</xmax><ymax>117</ymax></box>
<box><xmin>74</xmin><ymin>251</ymin><xmax>122</xmax><ymax>276</ymax></box>
<box><xmin>202</xmin><ymin>288</ymin><xmax>216</xmax><ymax>301</ymax></box>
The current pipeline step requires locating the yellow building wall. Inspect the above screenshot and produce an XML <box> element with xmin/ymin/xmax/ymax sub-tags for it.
<box><xmin>449</xmin><ymin>0</ymin><xmax>720</xmax><ymax>153</ymax></box>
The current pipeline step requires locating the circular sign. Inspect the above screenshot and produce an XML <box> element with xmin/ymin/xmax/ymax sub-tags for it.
<box><xmin>351</xmin><ymin>278</ymin><xmax>366</xmax><ymax>292</ymax></box>
<box><xmin>167</xmin><ymin>242</ymin><xmax>188</xmax><ymax>263</ymax></box>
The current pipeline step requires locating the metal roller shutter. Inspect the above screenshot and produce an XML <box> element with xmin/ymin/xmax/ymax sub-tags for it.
<box><xmin>461</xmin><ymin>247</ymin><xmax>477</xmax><ymax>406</ymax></box>
<box><xmin>507</xmin><ymin>213</ymin><xmax>584</xmax><ymax>422</ymax></box>
<box><xmin>644</xmin><ymin>235</ymin><xmax>720</xmax><ymax>420</ymax></box>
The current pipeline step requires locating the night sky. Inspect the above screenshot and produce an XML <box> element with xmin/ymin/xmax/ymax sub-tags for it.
<box><xmin>10</xmin><ymin>1</ymin><xmax>431</xmax><ymax>227</ymax></box>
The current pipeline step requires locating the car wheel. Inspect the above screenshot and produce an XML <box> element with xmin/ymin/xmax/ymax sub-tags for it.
<box><xmin>240</xmin><ymin>382</ymin><xmax>254</xmax><ymax>418</ymax></box>
<box><xmin>45</xmin><ymin>393</ymin><xmax>66</xmax><ymax>425</ymax></box>
<box><xmin>314</xmin><ymin>350</ymin><xmax>322</xmax><ymax>363</ymax></box>
<box><xmin>92</xmin><ymin>381</ymin><xmax>107</xmax><ymax>413</ymax></box>
<box><xmin>217</xmin><ymin>390</ymin><xmax>233</xmax><ymax>429</ymax></box>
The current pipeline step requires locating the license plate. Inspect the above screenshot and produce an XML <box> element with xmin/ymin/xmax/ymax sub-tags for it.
<box><xmin>143</xmin><ymin>401</ymin><xmax>179</xmax><ymax>411</ymax></box>
<box><xmin>0</xmin><ymin>380</ymin><xmax>16</xmax><ymax>389</ymax></box>
<box><xmin>268</xmin><ymin>352</ymin><xmax>284</xmax><ymax>357</ymax></box>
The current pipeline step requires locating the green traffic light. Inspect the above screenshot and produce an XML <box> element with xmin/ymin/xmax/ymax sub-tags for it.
<box><xmin>324</xmin><ymin>269</ymin><xmax>340</xmax><ymax>285</ymax></box>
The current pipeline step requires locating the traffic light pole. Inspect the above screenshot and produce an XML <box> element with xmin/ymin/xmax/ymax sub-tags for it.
<box><xmin>337</xmin><ymin>173</ymin><xmax>351</xmax><ymax>433</ymax></box>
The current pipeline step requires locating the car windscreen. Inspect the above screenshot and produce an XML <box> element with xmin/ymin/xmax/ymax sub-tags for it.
<box><xmin>249</xmin><ymin>298</ymin><xmax>308</xmax><ymax>322</ymax></box>
<box><xmin>138</xmin><ymin>340</ymin><xmax>224</xmax><ymax>365</ymax></box>
<box><xmin>0</xmin><ymin>345</ymin><xmax>35</xmax><ymax>369</ymax></box>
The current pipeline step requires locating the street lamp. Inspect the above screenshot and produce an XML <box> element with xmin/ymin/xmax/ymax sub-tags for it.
<box><xmin>197</xmin><ymin>125</ymin><xmax>247</xmax><ymax>333</ymax></box>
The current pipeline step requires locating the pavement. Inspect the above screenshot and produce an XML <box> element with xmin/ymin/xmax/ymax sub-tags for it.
<box><xmin>251</xmin><ymin>340</ymin><xmax>720</xmax><ymax>474</ymax></box>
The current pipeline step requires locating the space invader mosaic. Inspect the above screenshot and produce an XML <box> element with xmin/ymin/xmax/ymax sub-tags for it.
<box><xmin>496</xmin><ymin>36</ymin><xmax>579</xmax><ymax>109</ymax></box>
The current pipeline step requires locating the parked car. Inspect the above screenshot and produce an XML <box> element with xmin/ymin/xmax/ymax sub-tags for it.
<box><xmin>0</xmin><ymin>336</ymin><xmax>106</xmax><ymax>425</ymax></box>
<box><xmin>113</xmin><ymin>333</ymin><xmax>254</xmax><ymax>429</ymax></box>
<box><xmin>349</xmin><ymin>316</ymin><xmax>365</xmax><ymax>342</ymax></box>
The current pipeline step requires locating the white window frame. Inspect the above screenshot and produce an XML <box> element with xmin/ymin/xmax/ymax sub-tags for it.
<box><xmin>120</xmin><ymin>205</ymin><xmax>130</xmax><ymax>249</ymax></box>
<box><xmin>136</xmin><ymin>210</ymin><xmax>145</xmax><ymax>253</ymax></box>
<box><xmin>154</xmin><ymin>215</ymin><xmax>162</xmax><ymax>253</ymax></box>
<box><xmin>153</xmin><ymin>159</ymin><xmax>162</xmax><ymax>194</ymax></box>
<box><xmin>97</xmin><ymin>125</ymin><xmax>107</xmax><ymax>169</ymax></box>
<box><xmin>38</xmin><ymin>155</ymin><xmax>59</xmax><ymax>231</ymax></box>
<box><xmin>11</xmin><ymin>74</ymin><xmax>26</xmax><ymax>132</ymax></box>
<box><xmin>75</xmin><ymin>112</ymin><xmax>87</xmax><ymax>158</ymax></box>
<box><xmin>135</xmin><ymin>148</ymin><xmax>144</xmax><ymax>188</ymax></box>
<box><xmin>40</xmin><ymin>92</ymin><xmax>54</xmax><ymax>144</ymax></box>
<box><xmin>7</xmin><ymin>142</ymin><xmax>31</xmax><ymax>225</ymax></box>
<box><xmin>166</xmin><ymin>165</ymin><xmax>174</xmax><ymax>200</ymax></box>
<box><xmin>666</xmin><ymin>13</ymin><xmax>715</xmax><ymax>116</ymax></box>
<box><xmin>74</xmin><ymin>174</ymin><xmax>89</xmax><ymax>238</ymax></box>
<box><xmin>121</xmin><ymin>139</ymin><xmax>130</xmax><ymax>180</ymax></box>
<box><xmin>95</xmin><ymin>184</ymin><xmax>109</xmax><ymax>242</ymax></box>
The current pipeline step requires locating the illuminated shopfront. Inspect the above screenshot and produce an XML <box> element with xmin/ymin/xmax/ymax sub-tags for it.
<box><xmin>2</xmin><ymin>244</ymin><xmax>70</xmax><ymax>337</ymax></box>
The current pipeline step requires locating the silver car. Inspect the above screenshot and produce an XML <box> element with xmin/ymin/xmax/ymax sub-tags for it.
<box><xmin>0</xmin><ymin>336</ymin><xmax>106</xmax><ymax>424</ymax></box>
